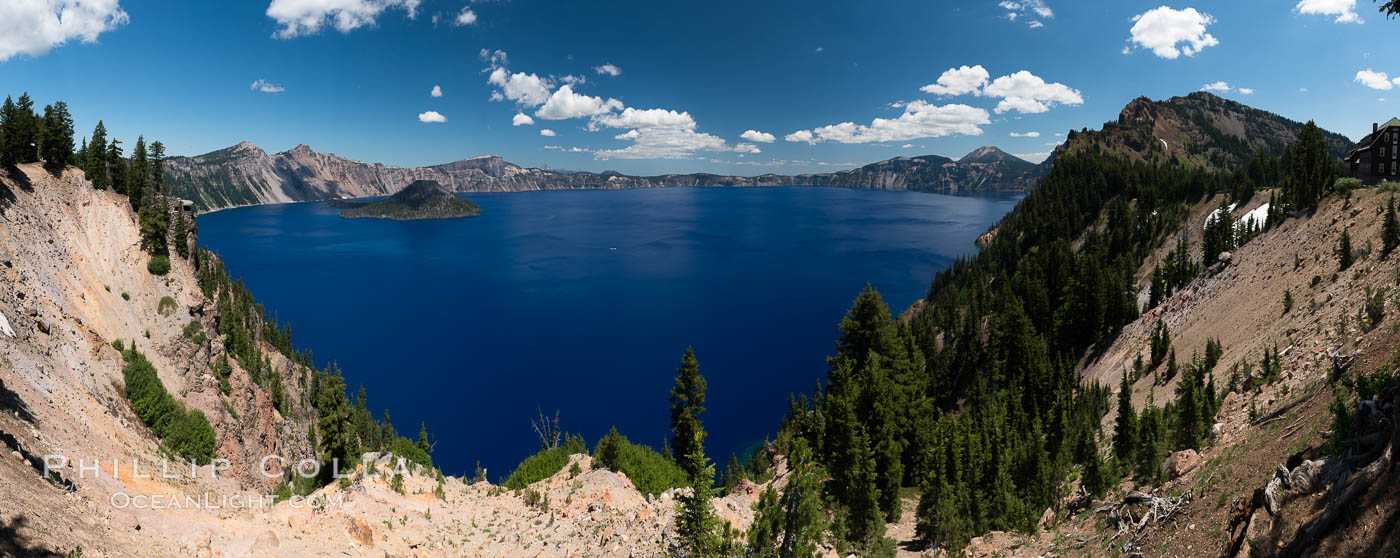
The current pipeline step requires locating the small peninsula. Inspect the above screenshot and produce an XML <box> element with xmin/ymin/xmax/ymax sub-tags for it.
<box><xmin>337</xmin><ymin>179</ymin><xmax>482</xmax><ymax>220</ymax></box>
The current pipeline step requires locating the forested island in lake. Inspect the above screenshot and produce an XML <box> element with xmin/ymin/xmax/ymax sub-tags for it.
<box><xmin>335</xmin><ymin>179</ymin><xmax>482</xmax><ymax>220</ymax></box>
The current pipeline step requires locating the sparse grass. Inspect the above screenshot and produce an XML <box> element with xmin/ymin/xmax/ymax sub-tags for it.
<box><xmin>157</xmin><ymin>296</ymin><xmax>178</xmax><ymax>316</ymax></box>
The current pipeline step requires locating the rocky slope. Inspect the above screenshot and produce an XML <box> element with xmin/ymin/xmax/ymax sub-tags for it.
<box><xmin>0</xmin><ymin>164</ymin><xmax>799</xmax><ymax>557</ymax></box>
<box><xmin>1045</xmin><ymin>91</ymin><xmax>1354</xmax><ymax>173</ymax></box>
<box><xmin>165</xmin><ymin>144</ymin><xmax>1040</xmax><ymax>213</ymax></box>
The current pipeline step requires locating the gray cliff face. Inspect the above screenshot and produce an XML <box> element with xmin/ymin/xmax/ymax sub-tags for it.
<box><xmin>165</xmin><ymin>143</ymin><xmax>1039</xmax><ymax>213</ymax></box>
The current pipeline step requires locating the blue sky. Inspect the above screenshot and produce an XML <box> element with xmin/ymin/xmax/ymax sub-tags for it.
<box><xmin>1</xmin><ymin>0</ymin><xmax>1397</xmax><ymax>174</ymax></box>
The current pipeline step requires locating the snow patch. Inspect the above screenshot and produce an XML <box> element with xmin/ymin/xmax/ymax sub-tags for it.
<box><xmin>1203</xmin><ymin>202</ymin><xmax>1240</xmax><ymax>230</ymax></box>
<box><xmin>0</xmin><ymin>311</ymin><xmax>12</xmax><ymax>337</ymax></box>
<box><xmin>1238</xmin><ymin>203</ymin><xmax>1269</xmax><ymax>228</ymax></box>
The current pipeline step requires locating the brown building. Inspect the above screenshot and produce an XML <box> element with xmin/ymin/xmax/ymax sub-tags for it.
<box><xmin>1347</xmin><ymin>117</ymin><xmax>1400</xmax><ymax>183</ymax></box>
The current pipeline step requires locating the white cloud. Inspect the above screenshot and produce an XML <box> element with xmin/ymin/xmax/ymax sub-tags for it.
<box><xmin>430</xmin><ymin>84</ymin><xmax>443</xmax><ymax>97</ymax></box>
<box><xmin>539</xmin><ymin>129</ymin><xmax>556</xmax><ymax>137</ymax></box>
<box><xmin>814</xmin><ymin>46</ymin><xmax>824</xmax><ymax>53</ymax></box>
<box><xmin>1010</xmin><ymin>131</ymin><xmax>1040</xmax><ymax>137</ymax></box>
<box><xmin>512</xmin><ymin>113</ymin><xmax>534</xmax><ymax>126</ymax></box>
<box><xmin>418</xmin><ymin>110</ymin><xmax>447</xmax><ymax>123</ymax></box>
<box><xmin>734</xmin><ymin>143</ymin><xmax>761</xmax><ymax>154</ymax></box>
<box><xmin>981</xmin><ymin>70</ymin><xmax>1083</xmax><ymax>114</ymax></box>
<box><xmin>535</xmin><ymin>84</ymin><xmax>623</xmax><ymax>120</ymax></box>
<box><xmin>250</xmin><ymin>79</ymin><xmax>285</xmax><ymax>93</ymax></box>
<box><xmin>998</xmin><ymin>0</ymin><xmax>1053</xmax><ymax>26</ymax></box>
<box><xmin>1127</xmin><ymin>6</ymin><xmax>1219</xmax><ymax>59</ymax></box>
<box><xmin>920</xmin><ymin>65</ymin><xmax>990</xmax><ymax>96</ymax></box>
<box><xmin>487</xmin><ymin>67</ymin><xmax>553</xmax><ymax>107</ymax></box>
<box><xmin>1299</xmin><ymin>87</ymin><xmax>1309</xmax><ymax>93</ymax></box>
<box><xmin>1295</xmin><ymin>0</ymin><xmax>1363</xmax><ymax>23</ymax></box>
<box><xmin>1014</xmin><ymin>151</ymin><xmax>1052</xmax><ymax>163</ymax></box>
<box><xmin>797</xmin><ymin>101</ymin><xmax>990</xmax><ymax>144</ymax></box>
<box><xmin>453</xmin><ymin>6</ymin><xmax>476</xmax><ymax>25</ymax></box>
<box><xmin>785</xmin><ymin>130</ymin><xmax>817</xmax><ymax>144</ymax></box>
<box><xmin>1238</xmin><ymin>87</ymin><xmax>1254</xmax><ymax>95</ymax></box>
<box><xmin>1356</xmin><ymin>69</ymin><xmax>1395</xmax><ymax>90</ymax></box>
<box><xmin>591</xmin><ymin>107</ymin><xmax>694</xmax><ymax>129</ymax></box>
<box><xmin>480</xmin><ymin>48</ymin><xmax>507</xmax><ymax>66</ymax></box>
<box><xmin>740</xmin><ymin>130</ymin><xmax>776</xmax><ymax>143</ymax></box>
<box><xmin>1201</xmin><ymin>81</ymin><xmax>1231</xmax><ymax>92</ymax></box>
<box><xmin>593</xmin><ymin>63</ymin><xmax>621</xmax><ymax>77</ymax></box>
<box><xmin>901</xmin><ymin>144</ymin><xmax>914</xmax><ymax>148</ymax></box>
<box><xmin>0</xmin><ymin>0</ymin><xmax>129</xmax><ymax>62</ymax></box>
<box><xmin>266</xmin><ymin>0</ymin><xmax>421</xmax><ymax>39</ymax></box>
<box><xmin>560</xmin><ymin>74</ymin><xmax>586</xmax><ymax>86</ymax></box>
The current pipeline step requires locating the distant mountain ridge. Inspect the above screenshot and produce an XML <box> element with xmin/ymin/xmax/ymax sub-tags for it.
<box><xmin>164</xmin><ymin>143</ymin><xmax>1040</xmax><ymax>213</ymax></box>
<box><xmin>1047</xmin><ymin>91</ymin><xmax>1354</xmax><ymax>172</ymax></box>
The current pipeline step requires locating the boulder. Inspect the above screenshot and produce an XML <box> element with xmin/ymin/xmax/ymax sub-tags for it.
<box><xmin>1163</xmin><ymin>449</ymin><xmax>1201</xmax><ymax>480</ymax></box>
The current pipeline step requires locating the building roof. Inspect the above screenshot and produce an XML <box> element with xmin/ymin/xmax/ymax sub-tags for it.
<box><xmin>1347</xmin><ymin>117</ymin><xmax>1400</xmax><ymax>159</ymax></box>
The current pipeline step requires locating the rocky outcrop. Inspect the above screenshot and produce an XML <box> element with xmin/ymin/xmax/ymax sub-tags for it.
<box><xmin>1048</xmin><ymin>91</ymin><xmax>1354</xmax><ymax>173</ymax></box>
<box><xmin>166</xmin><ymin>143</ymin><xmax>1042</xmax><ymax>213</ymax></box>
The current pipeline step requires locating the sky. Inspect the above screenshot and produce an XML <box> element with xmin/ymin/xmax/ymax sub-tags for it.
<box><xmin>1</xmin><ymin>0</ymin><xmax>1398</xmax><ymax>175</ymax></box>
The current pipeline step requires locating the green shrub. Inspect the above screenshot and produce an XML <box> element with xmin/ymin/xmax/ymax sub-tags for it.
<box><xmin>147</xmin><ymin>255</ymin><xmax>171</xmax><ymax>275</ymax></box>
<box><xmin>592</xmin><ymin>428</ymin><xmax>688</xmax><ymax>496</ymax></box>
<box><xmin>504</xmin><ymin>434</ymin><xmax>587</xmax><ymax>490</ymax></box>
<box><xmin>387</xmin><ymin>436</ymin><xmax>433</xmax><ymax>470</ymax></box>
<box><xmin>158</xmin><ymin>296</ymin><xmax>178</xmax><ymax>316</ymax></box>
<box><xmin>111</xmin><ymin>339</ymin><xmax>124</xmax><ymax>351</ymax></box>
<box><xmin>121</xmin><ymin>348</ymin><xmax>217</xmax><ymax>463</ymax></box>
<box><xmin>121</xmin><ymin>292</ymin><xmax>130</xmax><ymax>301</ymax></box>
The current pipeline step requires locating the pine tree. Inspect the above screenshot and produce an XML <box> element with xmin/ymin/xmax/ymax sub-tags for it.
<box><xmin>1384</xmin><ymin>197</ymin><xmax>1399</xmax><ymax>258</ymax></box>
<box><xmin>380</xmin><ymin>409</ymin><xmax>395</xmax><ymax>446</ymax></box>
<box><xmin>746</xmin><ymin>439</ymin><xmax>827</xmax><ymax>558</ymax></box>
<box><xmin>13</xmin><ymin>93</ymin><xmax>38</xmax><ymax>163</ymax></box>
<box><xmin>670</xmin><ymin>347</ymin><xmax>709</xmax><ymax>480</ymax></box>
<box><xmin>107</xmin><ymin>138</ymin><xmax>126</xmax><ymax>194</ymax></box>
<box><xmin>417</xmin><ymin>422</ymin><xmax>431</xmax><ymax>455</ymax></box>
<box><xmin>127</xmin><ymin>136</ymin><xmax>149</xmax><ymax>211</ymax></box>
<box><xmin>1337</xmin><ymin>228</ymin><xmax>1353</xmax><ymax>270</ymax></box>
<box><xmin>171</xmin><ymin>208</ymin><xmax>190</xmax><ymax>259</ymax></box>
<box><xmin>315</xmin><ymin>371</ymin><xmax>358</xmax><ymax>484</ymax></box>
<box><xmin>39</xmin><ymin>101</ymin><xmax>74</xmax><ymax>167</ymax></box>
<box><xmin>1112</xmin><ymin>371</ymin><xmax>1137</xmax><ymax>466</ymax></box>
<box><xmin>721</xmin><ymin>453</ymin><xmax>744</xmax><ymax>493</ymax></box>
<box><xmin>673</xmin><ymin>428</ymin><xmax>721</xmax><ymax>558</ymax></box>
<box><xmin>1173</xmin><ymin>363</ymin><xmax>1202</xmax><ymax>451</ymax></box>
<box><xmin>0</xmin><ymin>96</ymin><xmax>15</xmax><ymax>167</ymax></box>
<box><xmin>87</xmin><ymin>121</ymin><xmax>109</xmax><ymax>189</ymax></box>
<box><xmin>1134</xmin><ymin>404</ymin><xmax>1165</xmax><ymax>484</ymax></box>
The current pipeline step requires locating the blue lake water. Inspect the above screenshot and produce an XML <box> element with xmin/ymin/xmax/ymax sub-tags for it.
<box><xmin>196</xmin><ymin>186</ymin><xmax>1019</xmax><ymax>477</ymax></box>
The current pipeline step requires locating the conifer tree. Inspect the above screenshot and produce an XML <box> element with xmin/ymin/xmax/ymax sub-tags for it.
<box><xmin>0</xmin><ymin>96</ymin><xmax>15</xmax><ymax>167</ymax></box>
<box><xmin>87</xmin><ymin>121</ymin><xmax>108</xmax><ymax>189</ymax></box>
<box><xmin>673</xmin><ymin>429</ymin><xmax>721</xmax><ymax>558</ymax></box>
<box><xmin>127</xmin><ymin>136</ymin><xmax>149</xmax><ymax>211</ymax></box>
<box><xmin>670</xmin><ymin>347</ymin><xmax>709</xmax><ymax>480</ymax></box>
<box><xmin>1135</xmin><ymin>404</ymin><xmax>1165</xmax><ymax>484</ymax></box>
<box><xmin>107</xmin><ymin>138</ymin><xmax>126</xmax><ymax>194</ymax></box>
<box><xmin>315</xmin><ymin>371</ymin><xmax>357</xmax><ymax>484</ymax></box>
<box><xmin>746</xmin><ymin>438</ymin><xmax>827</xmax><ymax>558</ymax></box>
<box><xmin>1337</xmin><ymin>228</ymin><xmax>1353</xmax><ymax>270</ymax></box>
<box><xmin>417</xmin><ymin>422</ymin><xmax>431</xmax><ymax>455</ymax></box>
<box><xmin>1113</xmin><ymin>371</ymin><xmax>1137</xmax><ymax>466</ymax></box>
<box><xmin>721</xmin><ymin>453</ymin><xmax>743</xmax><ymax>493</ymax></box>
<box><xmin>13</xmin><ymin>93</ymin><xmax>38</xmax><ymax>163</ymax></box>
<box><xmin>39</xmin><ymin>101</ymin><xmax>74</xmax><ymax>167</ymax></box>
<box><xmin>171</xmin><ymin>209</ymin><xmax>190</xmax><ymax>259</ymax></box>
<box><xmin>1385</xmin><ymin>196</ymin><xmax>1400</xmax><ymax>258</ymax></box>
<box><xmin>380</xmin><ymin>409</ymin><xmax>395</xmax><ymax>446</ymax></box>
